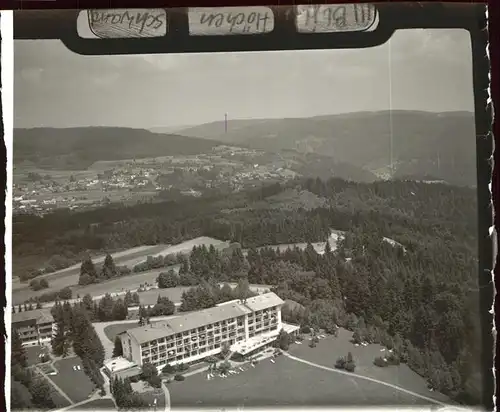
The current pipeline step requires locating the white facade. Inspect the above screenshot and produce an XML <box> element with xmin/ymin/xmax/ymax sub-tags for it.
<box><xmin>121</xmin><ymin>292</ymin><xmax>284</xmax><ymax>371</ymax></box>
<box><xmin>12</xmin><ymin>309</ymin><xmax>56</xmax><ymax>347</ymax></box>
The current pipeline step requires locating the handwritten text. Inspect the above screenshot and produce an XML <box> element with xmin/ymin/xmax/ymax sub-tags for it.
<box><xmin>89</xmin><ymin>9</ymin><xmax>167</xmax><ymax>38</ymax></box>
<box><xmin>297</xmin><ymin>4</ymin><xmax>376</xmax><ymax>33</ymax></box>
<box><xmin>189</xmin><ymin>7</ymin><xmax>274</xmax><ymax>35</ymax></box>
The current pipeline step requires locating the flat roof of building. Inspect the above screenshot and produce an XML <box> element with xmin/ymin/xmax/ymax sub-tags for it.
<box><xmin>282</xmin><ymin>322</ymin><xmax>300</xmax><ymax>334</ymax></box>
<box><xmin>241</xmin><ymin>292</ymin><xmax>284</xmax><ymax>312</ymax></box>
<box><xmin>12</xmin><ymin>309</ymin><xmax>54</xmax><ymax>325</ymax></box>
<box><xmin>104</xmin><ymin>357</ymin><xmax>137</xmax><ymax>372</ymax></box>
<box><xmin>232</xmin><ymin>329</ymin><xmax>280</xmax><ymax>355</ymax></box>
<box><xmin>126</xmin><ymin>292</ymin><xmax>284</xmax><ymax>345</ymax></box>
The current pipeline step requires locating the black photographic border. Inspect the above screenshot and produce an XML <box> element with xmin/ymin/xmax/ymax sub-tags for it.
<box><xmin>5</xmin><ymin>2</ymin><xmax>495</xmax><ymax>410</ymax></box>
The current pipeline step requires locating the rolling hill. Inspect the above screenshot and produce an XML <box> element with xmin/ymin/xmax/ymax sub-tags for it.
<box><xmin>14</xmin><ymin>127</ymin><xmax>225</xmax><ymax>170</ymax></box>
<box><xmin>177</xmin><ymin>111</ymin><xmax>478</xmax><ymax>186</ymax></box>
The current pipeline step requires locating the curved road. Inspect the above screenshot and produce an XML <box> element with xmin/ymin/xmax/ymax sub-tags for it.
<box><xmin>162</xmin><ymin>381</ymin><xmax>171</xmax><ymax>412</ymax></box>
<box><xmin>283</xmin><ymin>352</ymin><xmax>451</xmax><ymax>407</ymax></box>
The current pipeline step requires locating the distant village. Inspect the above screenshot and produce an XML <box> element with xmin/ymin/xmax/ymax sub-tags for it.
<box><xmin>13</xmin><ymin>146</ymin><xmax>299</xmax><ymax>215</ymax></box>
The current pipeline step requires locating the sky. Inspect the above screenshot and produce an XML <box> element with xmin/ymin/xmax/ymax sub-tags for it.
<box><xmin>14</xmin><ymin>28</ymin><xmax>474</xmax><ymax>129</ymax></box>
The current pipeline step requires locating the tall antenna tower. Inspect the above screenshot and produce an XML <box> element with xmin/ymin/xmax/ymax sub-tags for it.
<box><xmin>225</xmin><ymin>113</ymin><xmax>228</xmax><ymax>134</ymax></box>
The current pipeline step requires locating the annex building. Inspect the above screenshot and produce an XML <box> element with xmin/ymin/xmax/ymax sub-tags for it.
<box><xmin>120</xmin><ymin>292</ymin><xmax>298</xmax><ymax>371</ymax></box>
<box><xmin>12</xmin><ymin>309</ymin><xmax>56</xmax><ymax>346</ymax></box>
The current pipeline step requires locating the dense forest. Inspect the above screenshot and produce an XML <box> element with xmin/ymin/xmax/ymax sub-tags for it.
<box><xmin>13</xmin><ymin>177</ymin><xmax>477</xmax><ymax>275</ymax></box>
<box><xmin>143</xmin><ymin>232</ymin><xmax>481</xmax><ymax>404</ymax></box>
<box><xmin>13</xmin><ymin>176</ymin><xmax>483</xmax><ymax>404</ymax></box>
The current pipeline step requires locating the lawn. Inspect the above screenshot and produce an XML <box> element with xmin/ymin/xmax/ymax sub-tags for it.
<box><xmin>147</xmin><ymin>237</ymin><xmax>230</xmax><ymax>259</ymax></box>
<box><xmin>167</xmin><ymin>355</ymin><xmax>444</xmax><ymax>408</ymax></box>
<box><xmin>12</xmin><ymin>245</ymin><xmax>170</xmax><ymax>304</ymax></box>
<box><xmin>44</xmin><ymin>379</ymin><xmax>73</xmax><ymax>409</ymax></box>
<box><xmin>137</xmin><ymin>286</ymin><xmax>190</xmax><ymax>306</ymax></box>
<box><xmin>67</xmin><ymin>398</ymin><xmax>117</xmax><ymax>410</ymax></box>
<box><xmin>49</xmin><ymin>357</ymin><xmax>97</xmax><ymax>403</ymax></box>
<box><xmin>25</xmin><ymin>345</ymin><xmax>50</xmax><ymax>366</ymax></box>
<box><xmin>29</xmin><ymin>373</ymin><xmax>71</xmax><ymax>409</ymax></box>
<box><xmin>70</xmin><ymin>268</ymin><xmax>177</xmax><ymax>299</ymax></box>
<box><xmin>287</xmin><ymin>328</ymin><xmax>451</xmax><ymax>404</ymax></box>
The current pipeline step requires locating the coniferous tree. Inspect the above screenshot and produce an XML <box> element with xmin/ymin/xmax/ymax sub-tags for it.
<box><xmin>11</xmin><ymin>328</ymin><xmax>27</xmax><ymax>367</ymax></box>
<box><xmin>79</xmin><ymin>256</ymin><xmax>97</xmax><ymax>285</ymax></box>
<box><xmin>113</xmin><ymin>336</ymin><xmax>123</xmax><ymax>358</ymax></box>
<box><xmin>30</xmin><ymin>377</ymin><xmax>56</xmax><ymax>409</ymax></box>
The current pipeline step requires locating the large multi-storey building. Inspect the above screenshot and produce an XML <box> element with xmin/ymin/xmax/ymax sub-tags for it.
<box><xmin>120</xmin><ymin>292</ymin><xmax>297</xmax><ymax>371</ymax></box>
<box><xmin>12</xmin><ymin>309</ymin><xmax>56</xmax><ymax>346</ymax></box>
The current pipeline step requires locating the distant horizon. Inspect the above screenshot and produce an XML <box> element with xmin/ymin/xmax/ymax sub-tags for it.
<box><xmin>14</xmin><ymin>108</ymin><xmax>475</xmax><ymax>131</ymax></box>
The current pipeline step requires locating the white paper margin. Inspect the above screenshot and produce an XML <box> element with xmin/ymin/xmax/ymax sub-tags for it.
<box><xmin>1</xmin><ymin>9</ymin><xmax>14</xmax><ymax>412</ymax></box>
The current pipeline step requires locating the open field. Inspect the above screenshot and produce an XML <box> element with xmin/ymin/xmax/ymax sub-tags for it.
<box><xmin>14</xmin><ymin>244</ymin><xmax>169</xmax><ymax>289</ymax></box>
<box><xmin>13</xmin><ymin>168</ymin><xmax>97</xmax><ymax>183</ymax></box>
<box><xmin>288</xmin><ymin>328</ymin><xmax>450</xmax><ymax>404</ymax></box>
<box><xmin>12</xmin><ymin>245</ymin><xmax>170</xmax><ymax>304</ymax></box>
<box><xmin>148</xmin><ymin>236</ymin><xmax>231</xmax><ymax>258</ymax></box>
<box><xmin>14</xmin><ymin>235</ymin><xmax>302</xmax><ymax>305</ymax></box>
<box><xmin>49</xmin><ymin>357</ymin><xmax>96</xmax><ymax>403</ymax></box>
<box><xmin>89</xmin><ymin>155</ymin><xmax>179</xmax><ymax>170</ymax></box>
<box><xmin>167</xmin><ymin>354</ymin><xmax>445</xmax><ymax>408</ymax></box>
<box><xmin>14</xmin><ymin>236</ymin><xmax>234</xmax><ymax>304</ymax></box>
<box><xmin>135</xmin><ymin>285</ymin><xmax>190</xmax><ymax>306</ymax></box>
<box><xmin>66</xmin><ymin>398</ymin><xmax>116</xmax><ymax>410</ymax></box>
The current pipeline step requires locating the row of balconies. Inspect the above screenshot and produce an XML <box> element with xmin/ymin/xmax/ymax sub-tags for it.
<box><xmin>141</xmin><ymin>333</ymin><xmax>247</xmax><ymax>363</ymax></box>
<box><xmin>141</xmin><ymin>326</ymin><xmax>246</xmax><ymax>350</ymax></box>
<box><xmin>145</xmin><ymin>332</ymin><xmax>250</xmax><ymax>367</ymax></box>
<box><xmin>248</xmin><ymin>312</ymin><xmax>278</xmax><ymax>324</ymax></box>
<box><xmin>143</xmin><ymin>342</ymin><xmax>224</xmax><ymax>364</ymax></box>
<box><xmin>249</xmin><ymin>325</ymin><xmax>278</xmax><ymax>338</ymax></box>
<box><xmin>142</xmin><ymin>331</ymin><xmax>245</xmax><ymax>356</ymax></box>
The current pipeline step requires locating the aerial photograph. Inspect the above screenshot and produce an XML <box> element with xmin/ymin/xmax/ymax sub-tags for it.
<box><xmin>11</xmin><ymin>16</ymin><xmax>483</xmax><ymax>412</ymax></box>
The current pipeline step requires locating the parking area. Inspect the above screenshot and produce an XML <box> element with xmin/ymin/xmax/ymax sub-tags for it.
<box><xmin>48</xmin><ymin>357</ymin><xmax>97</xmax><ymax>403</ymax></box>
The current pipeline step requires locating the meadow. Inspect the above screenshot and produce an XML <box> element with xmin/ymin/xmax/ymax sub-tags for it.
<box><xmin>13</xmin><ymin>236</ymin><xmax>233</xmax><ymax>305</ymax></box>
<box><xmin>167</xmin><ymin>354</ymin><xmax>446</xmax><ymax>408</ymax></box>
<box><xmin>49</xmin><ymin>357</ymin><xmax>97</xmax><ymax>403</ymax></box>
<box><xmin>288</xmin><ymin>329</ymin><xmax>451</xmax><ymax>404</ymax></box>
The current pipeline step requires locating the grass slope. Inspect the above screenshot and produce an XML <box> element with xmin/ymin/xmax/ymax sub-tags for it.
<box><xmin>167</xmin><ymin>355</ymin><xmax>446</xmax><ymax>407</ymax></box>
